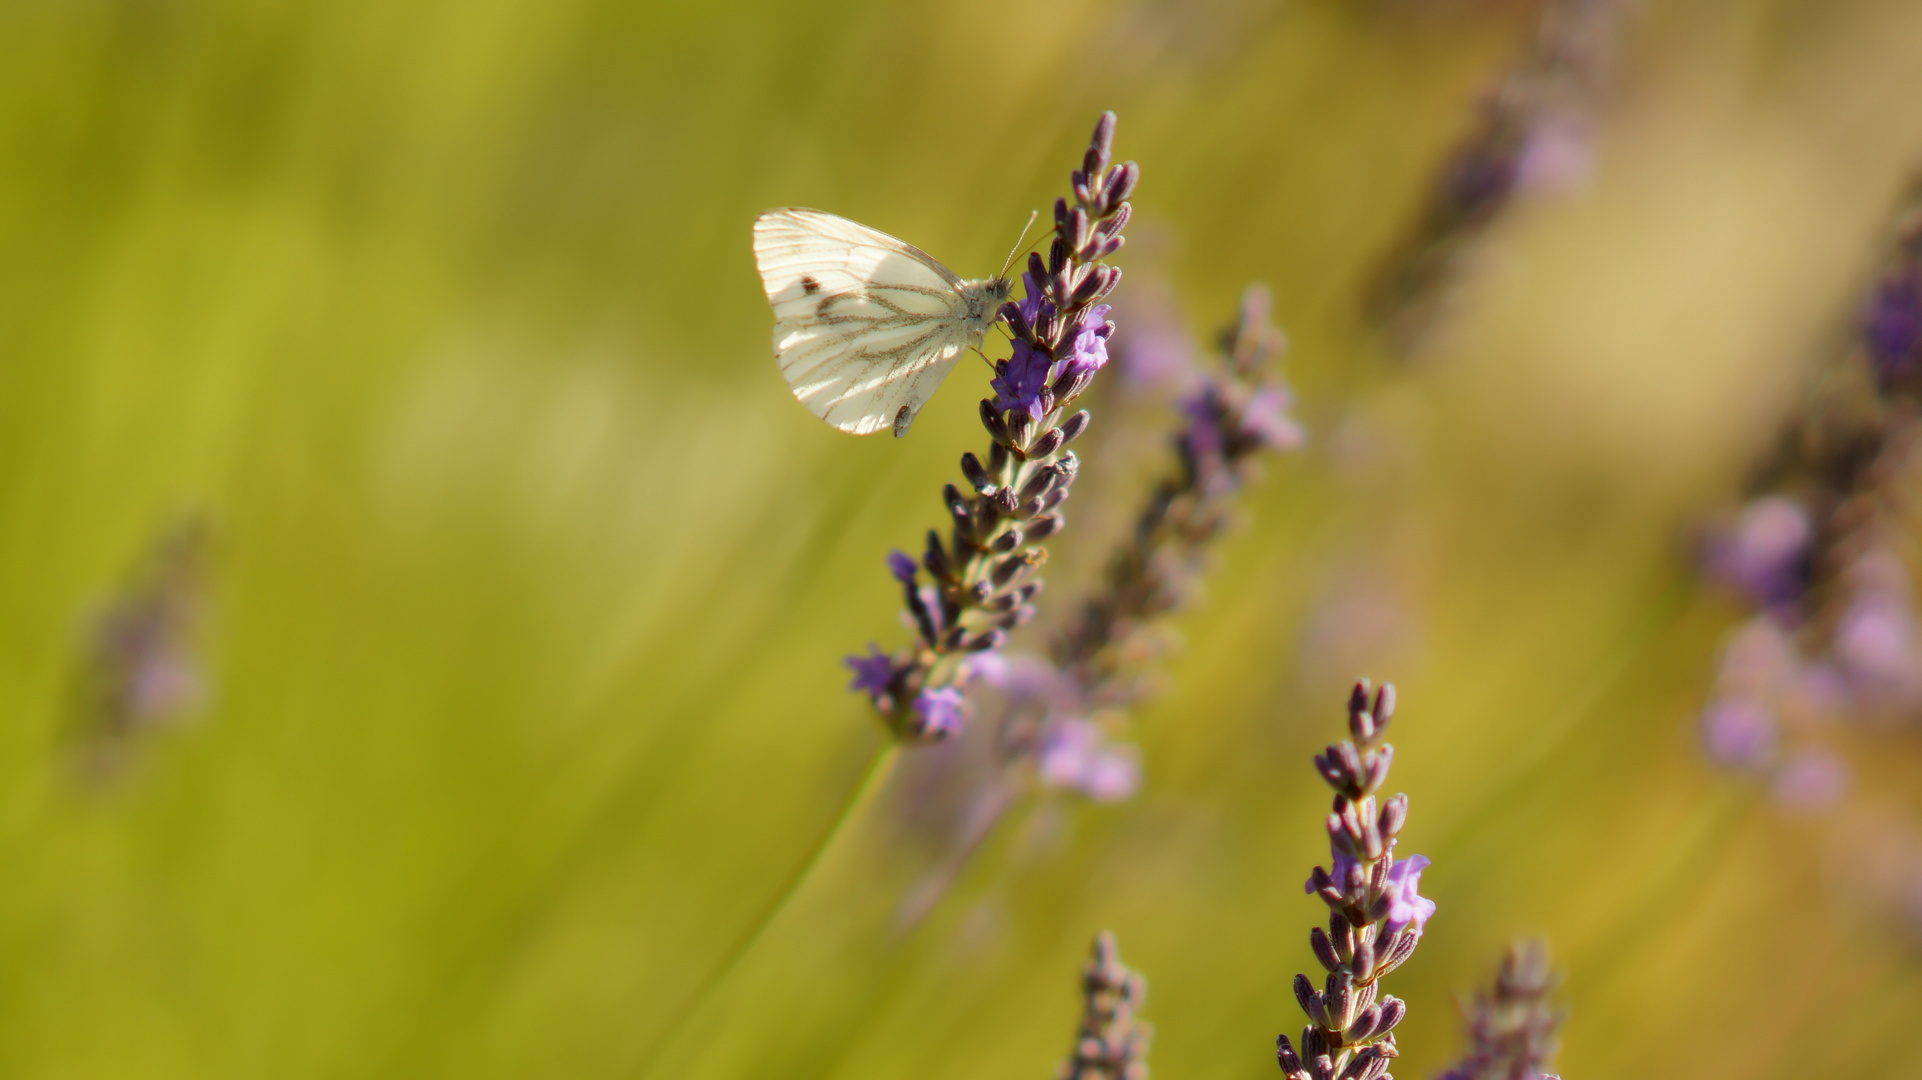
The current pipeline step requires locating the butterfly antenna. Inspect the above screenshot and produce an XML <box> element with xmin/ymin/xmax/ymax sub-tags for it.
<box><xmin>997</xmin><ymin>209</ymin><xmax>1041</xmax><ymax>281</ymax></box>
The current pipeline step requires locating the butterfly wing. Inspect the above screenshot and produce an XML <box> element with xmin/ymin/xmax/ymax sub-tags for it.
<box><xmin>753</xmin><ymin>208</ymin><xmax>977</xmax><ymax>436</ymax></box>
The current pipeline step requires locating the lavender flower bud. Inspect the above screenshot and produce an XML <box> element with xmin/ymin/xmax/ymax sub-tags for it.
<box><xmin>1310</xmin><ymin>926</ymin><xmax>1343</xmax><ymax>973</ymax></box>
<box><xmin>1293</xmin><ymin>974</ymin><xmax>1317</xmax><ymax>1015</ymax></box>
<box><xmin>1378</xmin><ymin>793</ymin><xmax>1408</xmax><ymax>839</ymax></box>
<box><xmin>1059</xmin><ymin>409</ymin><xmax>1092</xmax><ymax>444</ymax></box>
<box><xmin>1278</xmin><ymin>1035</ymin><xmax>1310</xmax><ymax>1080</ymax></box>
<box><xmin>959</xmin><ymin>451</ymin><xmax>992</xmax><ymax>492</ymax></box>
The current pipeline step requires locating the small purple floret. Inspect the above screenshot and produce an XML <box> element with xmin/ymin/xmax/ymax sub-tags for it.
<box><xmin>1862</xmin><ymin>270</ymin><xmax>1922</xmax><ymax>384</ymax></box>
<box><xmin>1703</xmin><ymin>496</ymin><xmax>1811</xmax><ymax>609</ymax></box>
<box><xmin>909</xmin><ymin>686</ymin><xmax>968</xmax><ymax>740</ymax></box>
<box><xmin>1700</xmin><ymin>698</ymin><xmax>1776</xmax><ymax>770</ymax></box>
<box><xmin>1382</xmin><ymin>853</ymin><xmax>1436</xmax><ymax>936</ymax></box>
<box><xmin>887</xmin><ymin>550</ymin><xmax>919</xmax><ymax>586</ymax></box>
<box><xmin>1060</xmin><ymin>304</ymin><xmax>1113</xmax><ymax>382</ymax></box>
<box><xmin>845</xmin><ymin>645</ymin><xmax>895</xmax><ymax>698</ymax></box>
<box><xmin>1036</xmin><ymin>718</ymin><xmax>1141</xmax><ymax>802</ymax></box>
<box><xmin>1242</xmin><ymin>386</ymin><xmax>1305</xmax><ymax>450</ymax></box>
<box><xmin>992</xmin><ymin>338</ymin><xmax>1054</xmax><ymax>422</ymax></box>
<box><xmin>1772</xmin><ymin>749</ymin><xmax>1849</xmax><ymax>814</ymax></box>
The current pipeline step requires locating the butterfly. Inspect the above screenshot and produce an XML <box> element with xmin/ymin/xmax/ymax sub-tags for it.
<box><xmin>753</xmin><ymin>207</ymin><xmax>1015</xmax><ymax>437</ymax></box>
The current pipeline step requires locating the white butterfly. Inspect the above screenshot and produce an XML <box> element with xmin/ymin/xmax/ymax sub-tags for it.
<box><xmin>753</xmin><ymin>207</ymin><xmax>1013</xmax><ymax>437</ymax></box>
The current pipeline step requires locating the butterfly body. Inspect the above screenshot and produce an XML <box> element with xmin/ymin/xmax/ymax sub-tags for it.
<box><xmin>754</xmin><ymin>207</ymin><xmax>1011</xmax><ymax>437</ymax></box>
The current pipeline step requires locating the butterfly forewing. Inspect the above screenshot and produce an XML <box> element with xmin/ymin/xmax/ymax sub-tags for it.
<box><xmin>753</xmin><ymin>208</ymin><xmax>982</xmax><ymax>436</ymax></box>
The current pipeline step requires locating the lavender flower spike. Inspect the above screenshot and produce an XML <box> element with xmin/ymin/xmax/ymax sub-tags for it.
<box><xmin>1439</xmin><ymin>941</ymin><xmax>1566</xmax><ymax>1080</ymax></box>
<box><xmin>848</xmin><ymin>112</ymin><xmax>1136</xmax><ymax>744</ymax></box>
<box><xmin>1279</xmin><ymin>680</ymin><xmax>1430</xmax><ymax>1080</ymax></box>
<box><xmin>1056</xmin><ymin>931</ymin><xmax>1153</xmax><ymax>1080</ymax></box>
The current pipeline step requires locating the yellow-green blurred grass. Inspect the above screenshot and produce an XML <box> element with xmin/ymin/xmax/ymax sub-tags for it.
<box><xmin>4</xmin><ymin>0</ymin><xmax>1922</xmax><ymax>1078</ymax></box>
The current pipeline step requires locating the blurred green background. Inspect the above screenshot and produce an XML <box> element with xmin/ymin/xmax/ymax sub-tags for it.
<box><xmin>5</xmin><ymin>0</ymin><xmax>1922</xmax><ymax>1076</ymax></box>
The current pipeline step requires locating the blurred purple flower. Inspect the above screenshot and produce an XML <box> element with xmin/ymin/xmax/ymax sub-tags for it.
<box><xmin>1515</xmin><ymin>115</ymin><xmax>1595</xmax><ymax>195</ymax></box>
<box><xmin>1703</xmin><ymin>496</ymin><xmax>1811</xmax><ymax>609</ymax></box>
<box><xmin>1862</xmin><ymin>268</ymin><xmax>1922</xmax><ymax>385</ymax></box>
<box><xmin>845</xmin><ymin>645</ymin><xmax>895</xmax><ymax>698</ymax></box>
<box><xmin>1109</xmin><ymin>274</ymin><xmax>1200</xmax><ymax>392</ymax></box>
<box><xmin>960</xmin><ymin>651</ymin><xmax>1008</xmax><ymax>688</ymax></box>
<box><xmin>1036</xmin><ymin>718</ymin><xmax>1141</xmax><ymax>802</ymax></box>
<box><xmin>1382</xmin><ymin>853</ymin><xmax>1437</xmax><ymax>936</ymax></box>
<box><xmin>888</xmin><ymin>550</ymin><xmax>922</xmax><ymax>586</ymax></box>
<box><xmin>1714</xmin><ymin>615</ymin><xmax>1799</xmax><ymax>702</ymax></box>
<box><xmin>1829</xmin><ymin>557</ymin><xmax>1922</xmax><ymax>703</ymax></box>
<box><xmin>1772</xmin><ymin>749</ymin><xmax>1849</xmax><ymax>814</ymax></box>
<box><xmin>1699</xmin><ymin>698</ymin><xmax>1776</xmax><ymax>770</ymax></box>
<box><xmin>909</xmin><ymin>687</ymin><xmax>969</xmax><ymax>741</ymax></box>
<box><xmin>1241</xmin><ymin>385</ymin><xmax>1305</xmax><ymax>450</ymax></box>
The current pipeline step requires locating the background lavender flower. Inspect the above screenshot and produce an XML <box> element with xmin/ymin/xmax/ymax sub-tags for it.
<box><xmin>1050</xmin><ymin>285</ymin><xmax>1301</xmax><ymax>719</ymax></box>
<box><xmin>892</xmin><ymin>280</ymin><xmax>1307</xmax><ymax>928</ymax></box>
<box><xmin>1771</xmin><ymin>748</ymin><xmax>1850</xmax><ymax>814</ymax></box>
<box><xmin>1278</xmin><ymin>681</ymin><xmax>1427</xmax><ymax>1080</ymax></box>
<box><xmin>1055</xmin><ymin>931</ymin><xmax>1153</xmax><ymax>1080</ymax></box>
<box><xmin>76</xmin><ymin>515</ymin><xmax>211</xmax><ymax>771</ymax></box>
<box><xmin>1363</xmin><ymin>0</ymin><xmax>1625</xmax><ymax>353</ymax></box>
<box><xmin>1438</xmin><ymin>942</ymin><xmax>1565</xmax><ymax>1080</ymax></box>
<box><xmin>847</xmin><ymin>112</ymin><xmax>1136</xmax><ymax>744</ymax></box>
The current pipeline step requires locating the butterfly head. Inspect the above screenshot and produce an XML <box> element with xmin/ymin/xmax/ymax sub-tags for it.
<box><xmin>957</xmin><ymin>277</ymin><xmax>1014</xmax><ymax>339</ymax></box>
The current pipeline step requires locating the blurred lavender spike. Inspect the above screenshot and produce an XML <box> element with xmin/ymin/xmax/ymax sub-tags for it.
<box><xmin>1438</xmin><ymin>941</ymin><xmax>1566</xmax><ymax>1080</ymax></box>
<box><xmin>1033</xmin><ymin>284</ymin><xmax>1302</xmax><ymax>781</ymax></box>
<box><xmin>846</xmin><ymin>112</ymin><xmax>1135</xmax><ymax>744</ymax></box>
<box><xmin>1056</xmin><ymin>931</ymin><xmax>1153</xmax><ymax>1080</ymax></box>
<box><xmin>1280</xmin><ymin>680</ymin><xmax>1431</xmax><ymax>1080</ymax></box>
<box><xmin>1692</xmin><ymin>174</ymin><xmax>1922</xmax><ymax>940</ymax></box>
<box><xmin>76</xmin><ymin>514</ymin><xmax>212</xmax><ymax>775</ymax></box>
<box><xmin>1363</xmin><ymin>0</ymin><xmax>1626</xmax><ymax>354</ymax></box>
<box><xmin>893</xmin><ymin>285</ymin><xmax>1304</xmax><ymax>929</ymax></box>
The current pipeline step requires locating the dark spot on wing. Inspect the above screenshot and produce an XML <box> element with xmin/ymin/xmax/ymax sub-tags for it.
<box><xmin>800</xmin><ymin>275</ymin><xmax>821</xmax><ymax>295</ymax></box>
<box><xmin>893</xmin><ymin>405</ymin><xmax>913</xmax><ymax>438</ymax></box>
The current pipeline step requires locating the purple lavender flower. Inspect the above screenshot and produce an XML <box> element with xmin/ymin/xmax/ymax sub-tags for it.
<box><xmin>84</xmin><ymin>517</ymin><xmax>211</xmax><ymax>741</ymax></box>
<box><xmin>992</xmin><ymin>299</ymin><xmax>1113</xmax><ymax>422</ymax></box>
<box><xmin>1702</xmin><ymin>496</ymin><xmax>1811</xmax><ymax>609</ymax></box>
<box><xmin>1441</xmin><ymin>941</ymin><xmax>1566</xmax><ymax>1080</ymax></box>
<box><xmin>1832</xmin><ymin>556</ymin><xmax>1922</xmax><ymax>706</ymax></box>
<box><xmin>992</xmin><ymin>337</ymin><xmax>1053</xmax><ymax>422</ymax></box>
<box><xmin>1772</xmin><ymin>749</ymin><xmax>1849</xmax><ymax>814</ymax></box>
<box><xmin>1699</xmin><ymin>698</ymin><xmax>1776</xmax><ymax>770</ymax></box>
<box><xmin>1278</xmin><ymin>682</ymin><xmax>1425</xmax><ymax>1080</ymax></box>
<box><xmin>1110</xmin><ymin>271</ymin><xmax>1201</xmax><ymax>393</ymax></box>
<box><xmin>1057</xmin><ymin>932</ymin><xmax>1153</xmax><ymax>1080</ymax></box>
<box><xmin>887</xmin><ymin>549</ymin><xmax>920</xmax><ymax>585</ymax></box>
<box><xmin>1036</xmin><ymin>719</ymin><xmax>1141</xmax><ymax>803</ymax></box>
<box><xmin>849</xmin><ymin>113</ymin><xmax>1135</xmax><ymax>744</ymax></box>
<box><xmin>907</xmin><ymin>687</ymin><xmax>969</xmax><ymax>742</ymax></box>
<box><xmin>1363</xmin><ymin>0</ymin><xmax>1624</xmax><ymax>353</ymax></box>
<box><xmin>1382</xmin><ymin>854</ymin><xmax>1436</xmax><ymax>936</ymax></box>
<box><xmin>1061</xmin><ymin>303</ymin><xmax>1114</xmax><ymax>383</ymax></box>
<box><xmin>1709</xmin><ymin>615</ymin><xmax>1802</xmax><ymax>710</ymax></box>
<box><xmin>1242</xmin><ymin>385</ymin><xmax>1306</xmax><ymax>450</ymax></box>
<box><xmin>1514</xmin><ymin>114</ymin><xmax>1595</xmax><ymax>196</ymax></box>
<box><xmin>846</xmin><ymin>646</ymin><xmax>896</xmax><ymax>698</ymax></box>
<box><xmin>1862</xmin><ymin>268</ymin><xmax>1922</xmax><ymax>386</ymax></box>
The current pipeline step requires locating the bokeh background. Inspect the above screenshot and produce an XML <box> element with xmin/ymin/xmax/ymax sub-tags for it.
<box><xmin>5</xmin><ymin>0</ymin><xmax>1922</xmax><ymax>1077</ymax></box>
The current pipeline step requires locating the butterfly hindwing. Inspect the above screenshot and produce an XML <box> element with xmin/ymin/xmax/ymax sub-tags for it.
<box><xmin>753</xmin><ymin>208</ymin><xmax>977</xmax><ymax>436</ymax></box>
